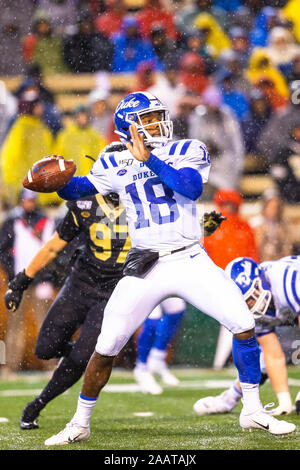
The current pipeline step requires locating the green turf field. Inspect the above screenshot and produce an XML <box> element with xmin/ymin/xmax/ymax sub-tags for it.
<box><xmin>0</xmin><ymin>367</ymin><xmax>299</xmax><ymax>451</ymax></box>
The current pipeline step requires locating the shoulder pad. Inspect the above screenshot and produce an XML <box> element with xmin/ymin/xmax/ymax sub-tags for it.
<box><xmin>102</xmin><ymin>142</ymin><xmax>127</xmax><ymax>153</ymax></box>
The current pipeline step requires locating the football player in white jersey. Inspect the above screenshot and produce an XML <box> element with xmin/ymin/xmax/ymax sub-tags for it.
<box><xmin>194</xmin><ymin>255</ymin><xmax>300</xmax><ymax>417</ymax></box>
<box><xmin>44</xmin><ymin>92</ymin><xmax>295</xmax><ymax>445</ymax></box>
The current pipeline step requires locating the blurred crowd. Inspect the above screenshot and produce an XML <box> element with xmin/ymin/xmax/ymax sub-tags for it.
<box><xmin>0</xmin><ymin>0</ymin><xmax>299</xmax><ymax>207</ymax></box>
<box><xmin>0</xmin><ymin>0</ymin><xmax>300</xmax><ymax>371</ymax></box>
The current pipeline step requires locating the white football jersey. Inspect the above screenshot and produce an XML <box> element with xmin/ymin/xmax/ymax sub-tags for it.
<box><xmin>260</xmin><ymin>256</ymin><xmax>300</xmax><ymax>319</ymax></box>
<box><xmin>87</xmin><ymin>139</ymin><xmax>210</xmax><ymax>251</ymax></box>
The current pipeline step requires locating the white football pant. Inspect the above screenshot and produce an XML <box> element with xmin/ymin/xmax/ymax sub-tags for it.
<box><xmin>96</xmin><ymin>244</ymin><xmax>255</xmax><ymax>356</ymax></box>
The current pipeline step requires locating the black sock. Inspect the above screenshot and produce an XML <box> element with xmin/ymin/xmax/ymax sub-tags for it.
<box><xmin>38</xmin><ymin>356</ymin><xmax>84</xmax><ymax>406</ymax></box>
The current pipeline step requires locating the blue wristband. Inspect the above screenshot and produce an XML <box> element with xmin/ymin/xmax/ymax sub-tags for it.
<box><xmin>145</xmin><ymin>152</ymin><xmax>166</xmax><ymax>174</ymax></box>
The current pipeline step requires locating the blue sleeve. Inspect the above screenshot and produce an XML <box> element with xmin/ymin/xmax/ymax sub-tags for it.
<box><xmin>145</xmin><ymin>153</ymin><xmax>203</xmax><ymax>201</ymax></box>
<box><xmin>57</xmin><ymin>176</ymin><xmax>98</xmax><ymax>200</ymax></box>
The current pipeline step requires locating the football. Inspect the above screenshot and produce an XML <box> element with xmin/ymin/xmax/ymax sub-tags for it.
<box><xmin>23</xmin><ymin>156</ymin><xmax>77</xmax><ymax>193</ymax></box>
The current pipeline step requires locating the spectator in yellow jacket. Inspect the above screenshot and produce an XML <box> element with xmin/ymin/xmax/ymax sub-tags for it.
<box><xmin>282</xmin><ymin>0</ymin><xmax>300</xmax><ymax>43</ymax></box>
<box><xmin>0</xmin><ymin>93</ymin><xmax>60</xmax><ymax>206</ymax></box>
<box><xmin>53</xmin><ymin>105</ymin><xmax>108</xmax><ymax>176</ymax></box>
<box><xmin>193</xmin><ymin>12</ymin><xmax>231</xmax><ymax>59</ymax></box>
<box><xmin>246</xmin><ymin>48</ymin><xmax>290</xmax><ymax>99</ymax></box>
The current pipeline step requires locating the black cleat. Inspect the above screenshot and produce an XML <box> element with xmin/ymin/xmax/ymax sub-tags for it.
<box><xmin>20</xmin><ymin>398</ymin><xmax>45</xmax><ymax>430</ymax></box>
<box><xmin>20</xmin><ymin>418</ymin><xmax>39</xmax><ymax>430</ymax></box>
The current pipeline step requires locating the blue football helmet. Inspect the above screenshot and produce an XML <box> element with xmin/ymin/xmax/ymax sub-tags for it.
<box><xmin>225</xmin><ymin>257</ymin><xmax>272</xmax><ymax>318</ymax></box>
<box><xmin>114</xmin><ymin>91</ymin><xmax>173</xmax><ymax>147</ymax></box>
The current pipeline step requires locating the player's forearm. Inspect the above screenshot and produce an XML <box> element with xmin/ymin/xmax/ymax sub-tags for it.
<box><xmin>57</xmin><ymin>176</ymin><xmax>98</xmax><ymax>200</ymax></box>
<box><xmin>145</xmin><ymin>153</ymin><xmax>203</xmax><ymax>200</ymax></box>
<box><xmin>25</xmin><ymin>234</ymin><xmax>67</xmax><ymax>278</ymax></box>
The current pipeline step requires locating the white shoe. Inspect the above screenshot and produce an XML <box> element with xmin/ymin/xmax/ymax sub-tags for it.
<box><xmin>148</xmin><ymin>358</ymin><xmax>179</xmax><ymax>386</ymax></box>
<box><xmin>44</xmin><ymin>422</ymin><xmax>90</xmax><ymax>446</ymax></box>
<box><xmin>270</xmin><ymin>403</ymin><xmax>293</xmax><ymax>416</ymax></box>
<box><xmin>239</xmin><ymin>406</ymin><xmax>296</xmax><ymax>435</ymax></box>
<box><xmin>133</xmin><ymin>367</ymin><xmax>163</xmax><ymax>395</ymax></box>
<box><xmin>193</xmin><ymin>390</ymin><xmax>237</xmax><ymax>416</ymax></box>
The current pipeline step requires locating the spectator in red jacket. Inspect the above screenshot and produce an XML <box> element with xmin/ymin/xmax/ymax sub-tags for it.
<box><xmin>0</xmin><ymin>189</ymin><xmax>55</xmax><ymax>378</ymax></box>
<box><xmin>136</xmin><ymin>0</ymin><xmax>178</xmax><ymax>41</ymax></box>
<box><xmin>94</xmin><ymin>0</ymin><xmax>126</xmax><ymax>38</ymax></box>
<box><xmin>23</xmin><ymin>18</ymin><xmax>51</xmax><ymax>64</ymax></box>
<box><xmin>134</xmin><ymin>60</ymin><xmax>156</xmax><ymax>92</ymax></box>
<box><xmin>179</xmin><ymin>51</ymin><xmax>210</xmax><ymax>95</ymax></box>
<box><xmin>203</xmin><ymin>189</ymin><xmax>259</xmax><ymax>269</ymax></box>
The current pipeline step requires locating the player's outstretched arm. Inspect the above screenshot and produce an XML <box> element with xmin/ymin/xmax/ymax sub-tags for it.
<box><xmin>4</xmin><ymin>231</ymin><xmax>67</xmax><ymax>312</ymax></box>
<box><xmin>126</xmin><ymin>125</ymin><xmax>203</xmax><ymax>201</ymax></box>
<box><xmin>57</xmin><ymin>176</ymin><xmax>98</xmax><ymax>200</ymax></box>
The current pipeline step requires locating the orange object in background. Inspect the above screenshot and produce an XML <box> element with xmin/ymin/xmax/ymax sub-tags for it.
<box><xmin>0</xmin><ymin>265</ymin><xmax>136</xmax><ymax>372</ymax></box>
<box><xmin>0</xmin><ymin>266</ymin><xmax>58</xmax><ymax>372</ymax></box>
<box><xmin>204</xmin><ymin>189</ymin><xmax>260</xmax><ymax>269</ymax></box>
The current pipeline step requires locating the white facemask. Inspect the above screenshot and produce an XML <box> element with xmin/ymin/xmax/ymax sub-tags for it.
<box><xmin>244</xmin><ymin>278</ymin><xmax>272</xmax><ymax>319</ymax></box>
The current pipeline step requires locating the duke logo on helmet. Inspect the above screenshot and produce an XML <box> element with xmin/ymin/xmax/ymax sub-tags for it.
<box><xmin>235</xmin><ymin>259</ymin><xmax>259</xmax><ymax>289</ymax></box>
<box><xmin>114</xmin><ymin>91</ymin><xmax>173</xmax><ymax>147</ymax></box>
<box><xmin>225</xmin><ymin>257</ymin><xmax>272</xmax><ymax>318</ymax></box>
<box><xmin>116</xmin><ymin>98</ymin><xmax>140</xmax><ymax>111</ymax></box>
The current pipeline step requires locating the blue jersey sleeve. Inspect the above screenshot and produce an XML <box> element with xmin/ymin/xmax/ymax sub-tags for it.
<box><xmin>57</xmin><ymin>176</ymin><xmax>98</xmax><ymax>200</ymax></box>
<box><xmin>145</xmin><ymin>153</ymin><xmax>203</xmax><ymax>201</ymax></box>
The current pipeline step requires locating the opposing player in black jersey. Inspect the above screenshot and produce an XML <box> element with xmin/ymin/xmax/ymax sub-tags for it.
<box><xmin>5</xmin><ymin>192</ymin><xmax>130</xmax><ymax>429</ymax></box>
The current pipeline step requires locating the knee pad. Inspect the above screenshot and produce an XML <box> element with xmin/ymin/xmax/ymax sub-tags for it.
<box><xmin>95</xmin><ymin>333</ymin><xmax>129</xmax><ymax>357</ymax></box>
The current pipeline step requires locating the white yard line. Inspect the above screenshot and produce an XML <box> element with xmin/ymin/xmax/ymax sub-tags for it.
<box><xmin>0</xmin><ymin>389</ymin><xmax>43</xmax><ymax>397</ymax></box>
<box><xmin>288</xmin><ymin>378</ymin><xmax>300</xmax><ymax>387</ymax></box>
<box><xmin>1</xmin><ymin>378</ymin><xmax>299</xmax><ymax>397</ymax></box>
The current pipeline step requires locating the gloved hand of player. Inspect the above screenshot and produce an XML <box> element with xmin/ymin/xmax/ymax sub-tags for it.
<box><xmin>4</xmin><ymin>270</ymin><xmax>33</xmax><ymax>311</ymax></box>
<box><xmin>202</xmin><ymin>211</ymin><xmax>226</xmax><ymax>237</ymax></box>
